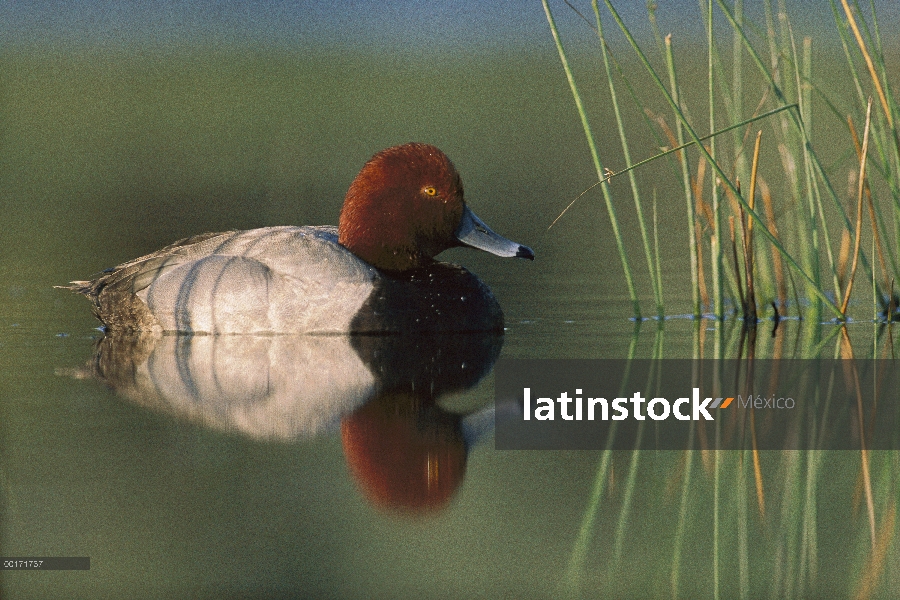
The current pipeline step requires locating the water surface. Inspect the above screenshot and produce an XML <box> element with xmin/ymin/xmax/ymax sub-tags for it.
<box><xmin>1</xmin><ymin>47</ymin><xmax>898</xmax><ymax>599</ymax></box>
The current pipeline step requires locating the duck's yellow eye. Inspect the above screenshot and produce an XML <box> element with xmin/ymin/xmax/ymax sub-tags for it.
<box><xmin>423</xmin><ymin>186</ymin><xmax>437</xmax><ymax>196</ymax></box>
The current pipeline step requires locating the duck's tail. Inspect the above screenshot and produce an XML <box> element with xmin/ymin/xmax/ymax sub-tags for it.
<box><xmin>56</xmin><ymin>280</ymin><xmax>92</xmax><ymax>293</ymax></box>
<box><xmin>54</xmin><ymin>278</ymin><xmax>104</xmax><ymax>301</ymax></box>
<box><xmin>55</xmin><ymin>274</ymin><xmax>114</xmax><ymax>330</ymax></box>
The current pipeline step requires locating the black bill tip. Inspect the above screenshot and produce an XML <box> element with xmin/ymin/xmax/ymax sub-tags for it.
<box><xmin>516</xmin><ymin>245</ymin><xmax>535</xmax><ymax>261</ymax></box>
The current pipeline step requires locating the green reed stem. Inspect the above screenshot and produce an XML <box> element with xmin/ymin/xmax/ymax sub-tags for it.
<box><xmin>542</xmin><ymin>0</ymin><xmax>641</xmax><ymax>319</ymax></box>
<box><xmin>732</xmin><ymin>0</ymin><xmax>746</xmax><ymax>177</ymax></box>
<box><xmin>831</xmin><ymin>1</ymin><xmax>900</xmax><ymax>203</ymax></box>
<box><xmin>825</xmin><ymin>2</ymin><xmax>900</xmax><ymax>290</ymax></box>
<box><xmin>873</xmin><ymin>236</ymin><xmax>878</xmax><ymax>326</ymax></box>
<box><xmin>654</xmin><ymin>190</ymin><xmax>663</xmax><ymax>311</ymax></box>
<box><xmin>549</xmin><ymin>105</ymin><xmax>799</xmax><ymax>231</ymax></box>
<box><xmin>842</xmin><ymin>0</ymin><xmax>900</xmax><ymax>290</ymax></box>
<box><xmin>791</xmin><ymin>28</ymin><xmax>838</xmax><ymax>305</ymax></box>
<box><xmin>704</xmin><ymin>0</ymin><xmax>724</xmax><ymax>318</ymax></box>
<box><xmin>715</xmin><ymin>0</ymin><xmax>876</xmax><ymax>317</ymax></box>
<box><xmin>664</xmin><ymin>35</ymin><xmax>701</xmax><ymax>317</ymax></box>
<box><xmin>593</xmin><ymin>2</ymin><xmax>662</xmax><ymax>316</ymax></box>
<box><xmin>601</xmin><ymin>0</ymin><xmax>845</xmax><ymax>319</ymax></box>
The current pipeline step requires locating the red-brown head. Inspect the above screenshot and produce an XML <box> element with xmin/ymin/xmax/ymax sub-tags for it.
<box><xmin>338</xmin><ymin>143</ymin><xmax>534</xmax><ymax>271</ymax></box>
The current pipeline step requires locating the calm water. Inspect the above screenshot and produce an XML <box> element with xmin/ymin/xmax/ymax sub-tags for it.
<box><xmin>1</xmin><ymin>48</ymin><xmax>898</xmax><ymax>599</ymax></box>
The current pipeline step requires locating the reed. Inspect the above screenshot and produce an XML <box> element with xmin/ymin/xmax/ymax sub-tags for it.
<box><xmin>743</xmin><ymin>130</ymin><xmax>763</xmax><ymax>322</ymax></box>
<box><xmin>664</xmin><ymin>33</ymin><xmax>702</xmax><ymax>317</ymax></box>
<box><xmin>592</xmin><ymin>2</ymin><xmax>664</xmax><ymax>317</ymax></box>
<box><xmin>544</xmin><ymin>0</ymin><xmax>899</xmax><ymax>324</ymax></box>
<box><xmin>704</xmin><ymin>0</ymin><xmax>724</xmax><ymax>319</ymax></box>
<box><xmin>842</xmin><ymin>99</ymin><xmax>874</xmax><ymax>315</ymax></box>
<box><xmin>541</xmin><ymin>0</ymin><xmax>642</xmax><ymax>319</ymax></box>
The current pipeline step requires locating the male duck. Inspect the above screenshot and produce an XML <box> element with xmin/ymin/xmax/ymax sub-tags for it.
<box><xmin>66</xmin><ymin>143</ymin><xmax>534</xmax><ymax>334</ymax></box>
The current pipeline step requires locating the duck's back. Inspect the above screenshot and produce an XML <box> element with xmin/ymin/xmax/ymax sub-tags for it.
<box><xmin>73</xmin><ymin>226</ymin><xmax>378</xmax><ymax>334</ymax></box>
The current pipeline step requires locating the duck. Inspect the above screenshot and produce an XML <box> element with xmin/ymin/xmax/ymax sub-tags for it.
<box><xmin>64</xmin><ymin>143</ymin><xmax>534</xmax><ymax>334</ymax></box>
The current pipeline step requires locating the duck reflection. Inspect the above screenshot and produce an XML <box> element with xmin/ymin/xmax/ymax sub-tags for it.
<box><xmin>83</xmin><ymin>328</ymin><xmax>502</xmax><ymax>512</ymax></box>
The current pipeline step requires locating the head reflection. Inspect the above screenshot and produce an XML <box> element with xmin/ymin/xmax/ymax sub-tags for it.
<box><xmin>342</xmin><ymin>393</ymin><xmax>468</xmax><ymax>513</ymax></box>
